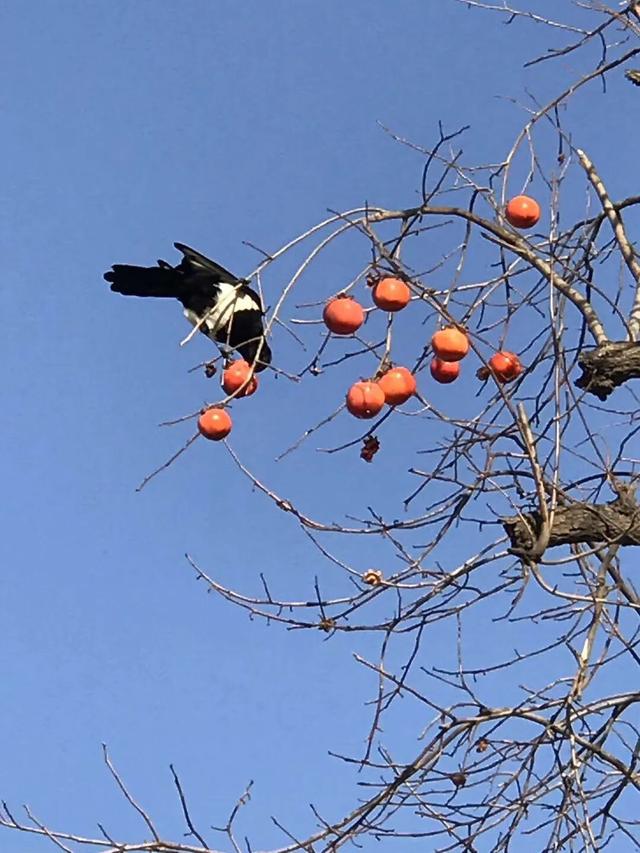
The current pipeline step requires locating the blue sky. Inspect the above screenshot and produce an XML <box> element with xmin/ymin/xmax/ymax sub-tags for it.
<box><xmin>3</xmin><ymin>2</ymin><xmax>639</xmax><ymax>851</ymax></box>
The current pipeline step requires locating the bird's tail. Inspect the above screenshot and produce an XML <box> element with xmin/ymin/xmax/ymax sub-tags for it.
<box><xmin>104</xmin><ymin>265</ymin><xmax>184</xmax><ymax>298</ymax></box>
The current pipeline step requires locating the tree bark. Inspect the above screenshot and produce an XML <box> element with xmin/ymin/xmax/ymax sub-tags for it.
<box><xmin>575</xmin><ymin>341</ymin><xmax>640</xmax><ymax>400</ymax></box>
<box><xmin>503</xmin><ymin>497</ymin><xmax>640</xmax><ymax>552</ymax></box>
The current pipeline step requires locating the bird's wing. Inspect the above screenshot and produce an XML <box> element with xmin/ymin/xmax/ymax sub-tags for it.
<box><xmin>625</xmin><ymin>69</ymin><xmax>640</xmax><ymax>86</ymax></box>
<box><xmin>240</xmin><ymin>283</ymin><xmax>266</xmax><ymax>313</ymax></box>
<box><xmin>174</xmin><ymin>243</ymin><xmax>240</xmax><ymax>283</ymax></box>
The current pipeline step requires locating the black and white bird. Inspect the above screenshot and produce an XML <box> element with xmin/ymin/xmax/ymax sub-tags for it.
<box><xmin>104</xmin><ymin>243</ymin><xmax>272</xmax><ymax>370</ymax></box>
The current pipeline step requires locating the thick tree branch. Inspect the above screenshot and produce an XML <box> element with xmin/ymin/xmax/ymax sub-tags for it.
<box><xmin>575</xmin><ymin>341</ymin><xmax>640</xmax><ymax>400</ymax></box>
<box><xmin>504</xmin><ymin>496</ymin><xmax>640</xmax><ymax>553</ymax></box>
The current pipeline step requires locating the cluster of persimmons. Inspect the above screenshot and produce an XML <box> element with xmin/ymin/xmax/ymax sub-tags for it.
<box><xmin>198</xmin><ymin>194</ymin><xmax>538</xmax><ymax>439</ymax></box>
<box><xmin>197</xmin><ymin>360</ymin><xmax>258</xmax><ymax>440</ymax></box>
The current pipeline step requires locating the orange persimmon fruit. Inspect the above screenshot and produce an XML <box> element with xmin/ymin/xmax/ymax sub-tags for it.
<box><xmin>430</xmin><ymin>357</ymin><xmax>460</xmax><ymax>384</ymax></box>
<box><xmin>198</xmin><ymin>408</ymin><xmax>233</xmax><ymax>441</ymax></box>
<box><xmin>322</xmin><ymin>295</ymin><xmax>365</xmax><ymax>335</ymax></box>
<box><xmin>505</xmin><ymin>195</ymin><xmax>541</xmax><ymax>229</ymax></box>
<box><xmin>222</xmin><ymin>360</ymin><xmax>258</xmax><ymax>398</ymax></box>
<box><xmin>377</xmin><ymin>367</ymin><xmax>417</xmax><ymax>406</ymax></box>
<box><xmin>346</xmin><ymin>381</ymin><xmax>386</xmax><ymax>419</ymax></box>
<box><xmin>489</xmin><ymin>351</ymin><xmax>522</xmax><ymax>383</ymax></box>
<box><xmin>431</xmin><ymin>326</ymin><xmax>470</xmax><ymax>362</ymax></box>
<box><xmin>372</xmin><ymin>277</ymin><xmax>411</xmax><ymax>312</ymax></box>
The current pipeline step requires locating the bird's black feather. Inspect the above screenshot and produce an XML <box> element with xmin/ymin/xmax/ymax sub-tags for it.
<box><xmin>173</xmin><ymin>242</ymin><xmax>240</xmax><ymax>283</ymax></box>
<box><xmin>104</xmin><ymin>265</ymin><xmax>184</xmax><ymax>298</ymax></box>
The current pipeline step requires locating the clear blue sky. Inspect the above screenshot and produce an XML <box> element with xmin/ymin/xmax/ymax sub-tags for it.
<box><xmin>3</xmin><ymin>2</ymin><xmax>638</xmax><ymax>850</ymax></box>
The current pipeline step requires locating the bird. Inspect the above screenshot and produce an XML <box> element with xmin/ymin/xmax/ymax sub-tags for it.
<box><xmin>625</xmin><ymin>69</ymin><xmax>640</xmax><ymax>86</ymax></box>
<box><xmin>104</xmin><ymin>243</ymin><xmax>272</xmax><ymax>370</ymax></box>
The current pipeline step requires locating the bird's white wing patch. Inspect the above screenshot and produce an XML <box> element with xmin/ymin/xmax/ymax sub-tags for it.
<box><xmin>183</xmin><ymin>283</ymin><xmax>259</xmax><ymax>338</ymax></box>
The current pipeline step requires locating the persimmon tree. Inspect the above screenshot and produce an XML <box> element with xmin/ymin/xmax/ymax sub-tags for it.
<box><xmin>4</xmin><ymin>2</ymin><xmax>640</xmax><ymax>852</ymax></box>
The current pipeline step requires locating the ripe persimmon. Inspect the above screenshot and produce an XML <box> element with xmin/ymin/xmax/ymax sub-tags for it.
<box><xmin>346</xmin><ymin>381</ymin><xmax>386</xmax><ymax>419</ymax></box>
<box><xmin>322</xmin><ymin>295</ymin><xmax>365</xmax><ymax>335</ymax></box>
<box><xmin>372</xmin><ymin>277</ymin><xmax>411</xmax><ymax>312</ymax></box>
<box><xmin>505</xmin><ymin>195</ymin><xmax>541</xmax><ymax>229</ymax></box>
<box><xmin>198</xmin><ymin>407</ymin><xmax>233</xmax><ymax>440</ymax></box>
<box><xmin>431</xmin><ymin>326</ymin><xmax>469</xmax><ymax>362</ymax></box>
<box><xmin>489</xmin><ymin>351</ymin><xmax>522</xmax><ymax>383</ymax></box>
<box><xmin>377</xmin><ymin>367</ymin><xmax>417</xmax><ymax>405</ymax></box>
<box><xmin>430</xmin><ymin>357</ymin><xmax>460</xmax><ymax>384</ymax></box>
<box><xmin>222</xmin><ymin>360</ymin><xmax>258</xmax><ymax>397</ymax></box>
